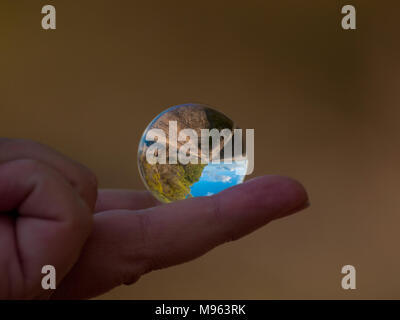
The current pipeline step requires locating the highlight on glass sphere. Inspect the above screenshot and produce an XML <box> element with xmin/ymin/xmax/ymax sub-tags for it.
<box><xmin>137</xmin><ymin>103</ymin><xmax>250</xmax><ymax>203</ymax></box>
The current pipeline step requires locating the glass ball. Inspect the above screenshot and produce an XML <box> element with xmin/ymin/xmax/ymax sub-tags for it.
<box><xmin>137</xmin><ymin>103</ymin><xmax>248</xmax><ymax>203</ymax></box>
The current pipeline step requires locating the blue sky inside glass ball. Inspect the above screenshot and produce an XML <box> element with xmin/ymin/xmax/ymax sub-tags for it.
<box><xmin>190</xmin><ymin>160</ymin><xmax>247</xmax><ymax>197</ymax></box>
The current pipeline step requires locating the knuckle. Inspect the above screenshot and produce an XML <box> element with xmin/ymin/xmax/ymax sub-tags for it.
<box><xmin>8</xmin><ymin>158</ymin><xmax>44</xmax><ymax>173</ymax></box>
<box><xmin>0</xmin><ymin>139</ymin><xmax>47</xmax><ymax>162</ymax></box>
<box><xmin>112</xmin><ymin>214</ymin><xmax>155</xmax><ymax>285</ymax></box>
<box><xmin>62</xmin><ymin>202</ymin><xmax>93</xmax><ymax>234</ymax></box>
<box><xmin>68</xmin><ymin>165</ymin><xmax>98</xmax><ymax>209</ymax></box>
<box><xmin>208</xmin><ymin>195</ymin><xmax>236</xmax><ymax>242</ymax></box>
<box><xmin>84</xmin><ymin>168</ymin><xmax>98</xmax><ymax>190</ymax></box>
<box><xmin>136</xmin><ymin>214</ymin><xmax>152</xmax><ymax>258</ymax></box>
<box><xmin>131</xmin><ymin>213</ymin><xmax>158</xmax><ymax>273</ymax></box>
<box><xmin>3</xmin><ymin>138</ymin><xmax>39</xmax><ymax>151</ymax></box>
<box><xmin>75</xmin><ymin>165</ymin><xmax>98</xmax><ymax>192</ymax></box>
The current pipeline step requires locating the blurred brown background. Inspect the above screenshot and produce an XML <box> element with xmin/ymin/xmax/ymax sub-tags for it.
<box><xmin>1</xmin><ymin>0</ymin><xmax>400</xmax><ymax>299</ymax></box>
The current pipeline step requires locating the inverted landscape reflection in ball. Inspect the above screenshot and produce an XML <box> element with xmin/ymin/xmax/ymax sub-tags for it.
<box><xmin>137</xmin><ymin>103</ymin><xmax>249</xmax><ymax>203</ymax></box>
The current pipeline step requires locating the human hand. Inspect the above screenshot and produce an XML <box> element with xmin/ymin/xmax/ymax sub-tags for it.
<box><xmin>0</xmin><ymin>138</ymin><xmax>309</xmax><ymax>299</ymax></box>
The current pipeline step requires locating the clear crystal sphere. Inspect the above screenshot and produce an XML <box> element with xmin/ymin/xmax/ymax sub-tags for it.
<box><xmin>138</xmin><ymin>103</ymin><xmax>248</xmax><ymax>203</ymax></box>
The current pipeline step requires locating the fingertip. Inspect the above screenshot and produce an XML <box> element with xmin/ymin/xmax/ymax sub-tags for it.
<box><xmin>218</xmin><ymin>174</ymin><xmax>309</xmax><ymax>222</ymax></box>
<box><xmin>262</xmin><ymin>175</ymin><xmax>309</xmax><ymax>210</ymax></box>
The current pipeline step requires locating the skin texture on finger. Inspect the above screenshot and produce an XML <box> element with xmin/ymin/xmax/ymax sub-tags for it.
<box><xmin>0</xmin><ymin>138</ymin><xmax>98</xmax><ymax>211</ymax></box>
<box><xmin>0</xmin><ymin>159</ymin><xmax>93</xmax><ymax>299</ymax></box>
<box><xmin>95</xmin><ymin>190</ymin><xmax>161</xmax><ymax>213</ymax></box>
<box><xmin>52</xmin><ymin>175</ymin><xmax>308</xmax><ymax>300</ymax></box>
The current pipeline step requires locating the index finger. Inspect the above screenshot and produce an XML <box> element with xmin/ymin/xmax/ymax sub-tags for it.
<box><xmin>139</xmin><ymin>175</ymin><xmax>309</xmax><ymax>269</ymax></box>
<box><xmin>52</xmin><ymin>175</ymin><xmax>309</xmax><ymax>299</ymax></box>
